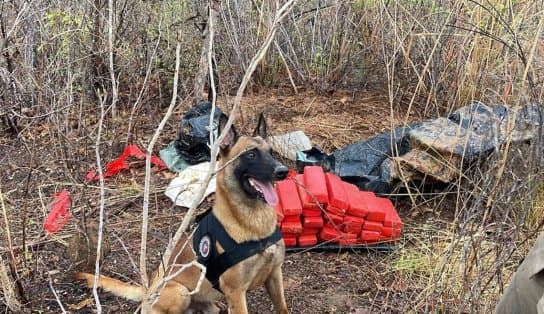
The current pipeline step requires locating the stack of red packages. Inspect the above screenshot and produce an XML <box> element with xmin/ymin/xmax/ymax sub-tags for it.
<box><xmin>275</xmin><ymin>166</ymin><xmax>403</xmax><ymax>247</ymax></box>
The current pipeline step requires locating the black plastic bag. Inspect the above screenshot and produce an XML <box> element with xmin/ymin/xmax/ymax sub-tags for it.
<box><xmin>295</xmin><ymin>147</ymin><xmax>328</xmax><ymax>173</ymax></box>
<box><xmin>174</xmin><ymin>101</ymin><xmax>227</xmax><ymax>164</ymax></box>
<box><xmin>327</xmin><ymin>126</ymin><xmax>414</xmax><ymax>193</ymax></box>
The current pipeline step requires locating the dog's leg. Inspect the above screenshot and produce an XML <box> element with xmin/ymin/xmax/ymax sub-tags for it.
<box><xmin>265</xmin><ymin>266</ymin><xmax>288</xmax><ymax>314</ymax></box>
<box><xmin>223</xmin><ymin>289</ymin><xmax>248</xmax><ymax>314</ymax></box>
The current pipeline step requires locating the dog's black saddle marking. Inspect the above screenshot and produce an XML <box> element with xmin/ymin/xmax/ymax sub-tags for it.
<box><xmin>193</xmin><ymin>210</ymin><xmax>282</xmax><ymax>291</ymax></box>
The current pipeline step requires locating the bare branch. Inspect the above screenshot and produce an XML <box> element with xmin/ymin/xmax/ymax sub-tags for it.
<box><xmin>48</xmin><ymin>275</ymin><xmax>67</xmax><ymax>314</ymax></box>
<box><xmin>92</xmin><ymin>93</ymin><xmax>108</xmax><ymax>314</ymax></box>
<box><xmin>107</xmin><ymin>0</ymin><xmax>118</xmax><ymax>118</ymax></box>
<box><xmin>0</xmin><ymin>191</ymin><xmax>22</xmax><ymax>312</ymax></box>
<box><xmin>274</xmin><ymin>40</ymin><xmax>298</xmax><ymax>94</ymax></box>
<box><xmin>139</xmin><ymin>41</ymin><xmax>183</xmax><ymax>289</ymax></box>
<box><xmin>159</xmin><ymin>0</ymin><xmax>297</xmax><ymax>281</ymax></box>
<box><xmin>126</xmin><ymin>19</ymin><xmax>162</xmax><ymax>145</ymax></box>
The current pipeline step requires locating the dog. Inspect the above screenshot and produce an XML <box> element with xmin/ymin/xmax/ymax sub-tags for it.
<box><xmin>76</xmin><ymin>113</ymin><xmax>290</xmax><ymax>314</ymax></box>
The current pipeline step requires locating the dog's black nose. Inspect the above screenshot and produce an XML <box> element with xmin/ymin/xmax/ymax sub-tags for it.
<box><xmin>274</xmin><ymin>165</ymin><xmax>289</xmax><ymax>180</ymax></box>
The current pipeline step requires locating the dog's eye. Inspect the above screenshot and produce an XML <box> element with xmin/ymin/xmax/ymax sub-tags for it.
<box><xmin>247</xmin><ymin>151</ymin><xmax>256</xmax><ymax>159</ymax></box>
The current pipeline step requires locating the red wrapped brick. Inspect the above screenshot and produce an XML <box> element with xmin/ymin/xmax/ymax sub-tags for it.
<box><xmin>360</xmin><ymin>230</ymin><xmax>380</xmax><ymax>242</ymax></box>
<box><xmin>281</xmin><ymin>220</ymin><xmax>303</xmax><ymax>234</ymax></box>
<box><xmin>298</xmin><ymin>234</ymin><xmax>318</xmax><ymax>246</ymax></box>
<box><xmin>340</xmin><ymin>232</ymin><xmax>358</xmax><ymax>240</ymax></box>
<box><xmin>295</xmin><ymin>174</ymin><xmax>315</xmax><ymax>208</ymax></box>
<box><xmin>379</xmin><ymin>197</ymin><xmax>403</xmax><ymax>229</ymax></box>
<box><xmin>319</xmin><ymin>225</ymin><xmax>341</xmax><ymax>241</ymax></box>
<box><xmin>302</xmin><ymin>166</ymin><xmax>329</xmax><ymax>204</ymax></box>
<box><xmin>343</xmin><ymin>182</ymin><xmax>370</xmax><ymax>218</ymax></box>
<box><xmin>281</xmin><ymin>232</ymin><xmax>298</xmax><ymax>238</ymax></box>
<box><xmin>276</xmin><ymin>180</ymin><xmax>302</xmax><ymax>216</ymax></box>
<box><xmin>324</xmin><ymin>212</ymin><xmax>344</xmax><ymax>225</ymax></box>
<box><xmin>339</xmin><ymin>237</ymin><xmax>359</xmax><ymax>246</ymax></box>
<box><xmin>343</xmin><ymin>224</ymin><xmax>362</xmax><ymax>234</ymax></box>
<box><xmin>283</xmin><ymin>236</ymin><xmax>297</xmax><ymax>247</ymax></box>
<box><xmin>344</xmin><ymin>215</ymin><xmax>365</xmax><ymax>227</ymax></box>
<box><xmin>343</xmin><ymin>216</ymin><xmax>365</xmax><ymax>234</ymax></box>
<box><xmin>382</xmin><ymin>226</ymin><xmax>401</xmax><ymax>239</ymax></box>
<box><xmin>362</xmin><ymin>220</ymin><xmax>383</xmax><ymax>233</ymax></box>
<box><xmin>325</xmin><ymin>172</ymin><xmax>349</xmax><ymax>210</ymax></box>
<box><xmin>361</xmin><ymin>192</ymin><xmax>386</xmax><ymax>222</ymax></box>
<box><xmin>283</xmin><ymin>215</ymin><xmax>301</xmax><ymax>223</ymax></box>
<box><xmin>302</xmin><ymin>215</ymin><xmax>324</xmax><ymax>228</ymax></box>
<box><xmin>326</xmin><ymin>205</ymin><xmax>345</xmax><ymax>216</ymax></box>
<box><xmin>301</xmin><ymin>227</ymin><xmax>320</xmax><ymax>235</ymax></box>
<box><xmin>302</xmin><ymin>208</ymin><xmax>322</xmax><ymax>217</ymax></box>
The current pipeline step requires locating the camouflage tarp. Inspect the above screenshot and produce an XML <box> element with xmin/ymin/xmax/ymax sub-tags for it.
<box><xmin>394</xmin><ymin>103</ymin><xmax>543</xmax><ymax>184</ymax></box>
<box><xmin>328</xmin><ymin>102</ymin><xmax>543</xmax><ymax>192</ymax></box>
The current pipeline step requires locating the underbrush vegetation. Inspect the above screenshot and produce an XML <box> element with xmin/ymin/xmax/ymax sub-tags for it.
<box><xmin>1</xmin><ymin>0</ymin><xmax>543</xmax><ymax>312</ymax></box>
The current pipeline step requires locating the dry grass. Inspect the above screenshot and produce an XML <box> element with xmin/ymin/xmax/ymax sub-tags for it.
<box><xmin>528</xmin><ymin>183</ymin><xmax>544</xmax><ymax>230</ymax></box>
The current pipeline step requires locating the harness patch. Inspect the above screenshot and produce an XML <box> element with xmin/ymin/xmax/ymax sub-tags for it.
<box><xmin>199</xmin><ymin>235</ymin><xmax>211</xmax><ymax>259</ymax></box>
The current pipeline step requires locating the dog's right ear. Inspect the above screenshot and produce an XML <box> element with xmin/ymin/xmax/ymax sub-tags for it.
<box><xmin>218</xmin><ymin>114</ymin><xmax>238</xmax><ymax>153</ymax></box>
<box><xmin>252</xmin><ymin>112</ymin><xmax>268</xmax><ymax>139</ymax></box>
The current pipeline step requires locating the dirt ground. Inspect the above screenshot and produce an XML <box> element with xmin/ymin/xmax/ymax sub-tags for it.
<box><xmin>0</xmin><ymin>88</ymin><xmax>434</xmax><ymax>313</ymax></box>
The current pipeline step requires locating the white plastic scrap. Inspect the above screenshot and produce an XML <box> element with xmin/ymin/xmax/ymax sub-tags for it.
<box><xmin>165</xmin><ymin>162</ymin><xmax>217</xmax><ymax>208</ymax></box>
<box><xmin>268</xmin><ymin>131</ymin><xmax>312</xmax><ymax>160</ymax></box>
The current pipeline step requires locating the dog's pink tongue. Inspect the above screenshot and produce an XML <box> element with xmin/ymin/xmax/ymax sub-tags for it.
<box><xmin>250</xmin><ymin>178</ymin><xmax>278</xmax><ymax>206</ymax></box>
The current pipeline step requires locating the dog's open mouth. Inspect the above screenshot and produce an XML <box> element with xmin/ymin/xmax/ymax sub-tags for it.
<box><xmin>248</xmin><ymin>177</ymin><xmax>278</xmax><ymax>206</ymax></box>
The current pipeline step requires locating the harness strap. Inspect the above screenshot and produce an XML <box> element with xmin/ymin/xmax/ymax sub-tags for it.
<box><xmin>193</xmin><ymin>211</ymin><xmax>282</xmax><ymax>291</ymax></box>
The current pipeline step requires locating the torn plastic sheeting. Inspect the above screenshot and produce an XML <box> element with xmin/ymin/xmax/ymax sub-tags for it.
<box><xmin>159</xmin><ymin>142</ymin><xmax>189</xmax><ymax>173</ymax></box>
<box><xmin>295</xmin><ymin>147</ymin><xmax>327</xmax><ymax>173</ymax></box>
<box><xmin>174</xmin><ymin>101</ymin><xmax>227</xmax><ymax>165</ymax></box>
<box><xmin>165</xmin><ymin>162</ymin><xmax>217</xmax><ymax>208</ymax></box>
<box><xmin>44</xmin><ymin>189</ymin><xmax>71</xmax><ymax>234</ymax></box>
<box><xmin>86</xmin><ymin>145</ymin><xmax>166</xmax><ymax>181</ymax></box>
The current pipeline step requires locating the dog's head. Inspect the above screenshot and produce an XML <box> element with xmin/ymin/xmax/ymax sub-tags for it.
<box><xmin>217</xmin><ymin>113</ymin><xmax>288</xmax><ymax>206</ymax></box>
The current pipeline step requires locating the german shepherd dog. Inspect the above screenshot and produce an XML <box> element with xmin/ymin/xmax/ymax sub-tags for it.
<box><xmin>76</xmin><ymin>114</ymin><xmax>289</xmax><ymax>313</ymax></box>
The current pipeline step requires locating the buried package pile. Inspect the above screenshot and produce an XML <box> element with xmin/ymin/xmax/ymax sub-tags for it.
<box><xmin>275</xmin><ymin>166</ymin><xmax>403</xmax><ymax>248</ymax></box>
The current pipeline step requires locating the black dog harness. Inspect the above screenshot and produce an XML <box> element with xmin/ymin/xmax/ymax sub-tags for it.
<box><xmin>193</xmin><ymin>211</ymin><xmax>282</xmax><ymax>291</ymax></box>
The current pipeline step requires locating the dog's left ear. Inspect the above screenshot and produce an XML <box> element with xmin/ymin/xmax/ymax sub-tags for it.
<box><xmin>252</xmin><ymin>112</ymin><xmax>268</xmax><ymax>139</ymax></box>
<box><xmin>218</xmin><ymin>113</ymin><xmax>238</xmax><ymax>152</ymax></box>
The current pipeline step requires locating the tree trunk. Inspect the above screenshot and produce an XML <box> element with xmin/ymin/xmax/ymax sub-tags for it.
<box><xmin>193</xmin><ymin>0</ymin><xmax>221</xmax><ymax>104</ymax></box>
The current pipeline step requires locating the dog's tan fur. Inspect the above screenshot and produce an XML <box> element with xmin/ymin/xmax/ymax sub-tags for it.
<box><xmin>76</xmin><ymin>121</ymin><xmax>288</xmax><ymax>313</ymax></box>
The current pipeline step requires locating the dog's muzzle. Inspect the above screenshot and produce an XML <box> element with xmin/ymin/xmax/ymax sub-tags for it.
<box><xmin>274</xmin><ymin>165</ymin><xmax>289</xmax><ymax>181</ymax></box>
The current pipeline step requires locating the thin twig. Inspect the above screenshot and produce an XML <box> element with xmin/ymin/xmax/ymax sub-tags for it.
<box><xmin>107</xmin><ymin>0</ymin><xmax>118</xmax><ymax>118</ymax></box>
<box><xmin>139</xmin><ymin>41</ymin><xmax>183</xmax><ymax>289</ymax></box>
<box><xmin>126</xmin><ymin>18</ymin><xmax>163</xmax><ymax>144</ymax></box>
<box><xmin>0</xmin><ymin>234</ymin><xmax>72</xmax><ymax>253</ymax></box>
<box><xmin>48</xmin><ymin>275</ymin><xmax>67</xmax><ymax>314</ymax></box>
<box><xmin>113</xmin><ymin>233</ymin><xmax>138</xmax><ymax>274</ymax></box>
<box><xmin>161</xmin><ymin>0</ymin><xmax>298</xmax><ymax>270</ymax></box>
<box><xmin>207</xmin><ymin>0</ymin><xmax>219</xmax><ymax>149</ymax></box>
<box><xmin>0</xmin><ymin>186</ymin><xmax>17</xmax><ymax>271</ymax></box>
<box><xmin>0</xmin><ymin>253</ymin><xmax>22</xmax><ymax>312</ymax></box>
<box><xmin>274</xmin><ymin>40</ymin><xmax>298</xmax><ymax>94</ymax></box>
<box><xmin>92</xmin><ymin>93</ymin><xmax>108</xmax><ymax>314</ymax></box>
